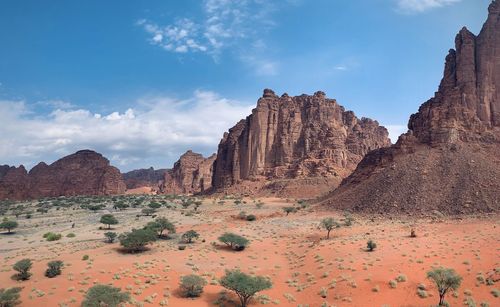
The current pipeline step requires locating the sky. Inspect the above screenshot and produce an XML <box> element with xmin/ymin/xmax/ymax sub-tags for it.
<box><xmin>0</xmin><ymin>0</ymin><xmax>492</xmax><ymax>172</ymax></box>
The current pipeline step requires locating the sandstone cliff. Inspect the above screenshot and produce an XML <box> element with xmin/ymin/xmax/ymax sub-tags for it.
<box><xmin>123</xmin><ymin>167</ymin><xmax>167</xmax><ymax>189</ymax></box>
<box><xmin>159</xmin><ymin>150</ymin><xmax>216</xmax><ymax>194</ymax></box>
<box><xmin>325</xmin><ymin>1</ymin><xmax>500</xmax><ymax>214</ymax></box>
<box><xmin>212</xmin><ymin>90</ymin><xmax>390</xmax><ymax>197</ymax></box>
<box><xmin>0</xmin><ymin>150</ymin><xmax>126</xmax><ymax>200</ymax></box>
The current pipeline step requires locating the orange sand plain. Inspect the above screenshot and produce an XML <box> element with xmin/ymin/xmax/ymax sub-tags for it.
<box><xmin>0</xmin><ymin>198</ymin><xmax>498</xmax><ymax>306</ymax></box>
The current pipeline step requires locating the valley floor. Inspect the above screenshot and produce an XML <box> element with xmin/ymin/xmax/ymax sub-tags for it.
<box><xmin>0</xmin><ymin>197</ymin><xmax>498</xmax><ymax>307</ymax></box>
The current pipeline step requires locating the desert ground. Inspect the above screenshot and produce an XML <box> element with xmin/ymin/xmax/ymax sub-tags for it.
<box><xmin>0</xmin><ymin>195</ymin><xmax>498</xmax><ymax>307</ymax></box>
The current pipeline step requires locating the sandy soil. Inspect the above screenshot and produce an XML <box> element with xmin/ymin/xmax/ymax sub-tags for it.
<box><xmin>0</xmin><ymin>197</ymin><xmax>498</xmax><ymax>307</ymax></box>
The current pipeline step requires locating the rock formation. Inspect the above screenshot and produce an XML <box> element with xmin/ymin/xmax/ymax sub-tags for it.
<box><xmin>325</xmin><ymin>1</ymin><xmax>500</xmax><ymax>214</ymax></box>
<box><xmin>123</xmin><ymin>167</ymin><xmax>167</xmax><ymax>189</ymax></box>
<box><xmin>212</xmin><ymin>90</ymin><xmax>390</xmax><ymax>197</ymax></box>
<box><xmin>0</xmin><ymin>150</ymin><xmax>126</xmax><ymax>200</ymax></box>
<box><xmin>159</xmin><ymin>150</ymin><xmax>216</xmax><ymax>194</ymax></box>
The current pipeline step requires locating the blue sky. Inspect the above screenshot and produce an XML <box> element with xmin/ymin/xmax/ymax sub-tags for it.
<box><xmin>0</xmin><ymin>0</ymin><xmax>491</xmax><ymax>171</ymax></box>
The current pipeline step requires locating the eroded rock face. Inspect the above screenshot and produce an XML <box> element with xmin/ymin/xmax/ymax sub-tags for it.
<box><xmin>123</xmin><ymin>167</ymin><xmax>167</xmax><ymax>189</ymax></box>
<box><xmin>0</xmin><ymin>150</ymin><xmax>126</xmax><ymax>200</ymax></box>
<box><xmin>326</xmin><ymin>1</ymin><xmax>500</xmax><ymax>214</ymax></box>
<box><xmin>212</xmin><ymin>90</ymin><xmax>390</xmax><ymax>194</ymax></box>
<box><xmin>159</xmin><ymin>150</ymin><xmax>216</xmax><ymax>194</ymax></box>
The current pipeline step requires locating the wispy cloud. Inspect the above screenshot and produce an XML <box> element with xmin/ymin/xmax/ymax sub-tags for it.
<box><xmin>396</xmin><ymin>0</ymin><xmax>461</xmax><ymax>14</ymax></box>
<box><xmin>0</xmin><ymin>91</ymin><xmax>253</xmax><ymax>171</ymax></box>
<box><xmin>137</xmin><ymin>0</ymin><xmax>277</xmax><ymax>57</ymax></box>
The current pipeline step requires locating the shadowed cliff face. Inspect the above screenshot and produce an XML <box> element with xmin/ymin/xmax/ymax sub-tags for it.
<box><xmin>326</xmin><ymin>1</ymin><xmax>500</xmax><ymax>215</ymax></box>
<box><xmin>0</xmin><ymin>150</ymin><xmax>126</xmax><ymax>200</ymax></box>
<box><xmin>123</xmin><ymin>167</ymin><xmax>167</xmax><ymax>189</ymax></box>
<box><xmin>212</xmin><ymin>90</ymin><xmax>390</xmax><ymax>192</ymax></box>
<box><xmin>159</xmin><ymin>150</ymin><xmax>216</xmax><ymax>195</ymax></box>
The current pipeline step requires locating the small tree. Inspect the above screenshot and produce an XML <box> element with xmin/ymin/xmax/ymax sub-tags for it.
<box><xmin>141</xmin><ymin>208</ymin><xmax>156</xmax><ymax>216</ymax></box>
<box><xmin>104</xmin><ymin>232</ymin><xmax>117</xmax><ymax>243</ymax></box>
<box><xmin>13</xmin><ymin>259</ymin><xmax>32</xmax><ymax>281</ymax></box>
<box><xmin>0</xmin><ymin>287</ymin><xmax>22</xmax><ymax>307</ymax></box>
<box><xmin>148</xmin><ymin>202</ymin><xmax>161</xmax><ymax>209</ymax></box>
<box><xmin>179</xmin><ymin>274</ymin><xmax>207</xmax><ymax>298</ymax></box>
<box><xmin>119</xmin><ymin>228</ymin><xmax>157</xmax><ymax>252</ymax></box>
<box><xmin>343</xmin><ymin>212</ymin><xmax>354</xmax><ymax>226</ymax></box>
<box><xmin>219</xmin><ymin>269</ymin><xmax>272</xmax><ymax>307</ymax></box>
<box><xmin>427</xmin><ymin>267</ymin><xmax>462</xmax><ymax>306</ymax></box>
<box><xmin>81</xmin><ymin>284</ymin><xmax>130</xmax><ymax>307</ymax></box>
<box><xmin>218</xmin><ymin>233</ymin><xmax>249</xmax><ymax>251</ymax></box>
<box><xmin>100</xmin><ymin>214</ymin><xmax>118</xmax><ymax>229</ymax></box>
<box><xmin>367</xmin><ymin>239</ymin><xmax>377</xmax><ymax>251</ymax></box>
<box><xmin>320</xmin><ymin>217</ymin><xmax>340</xmax><ymax>239</ymax></box>
<box><xmin>45</xmin><ymin>260</ymin><xmax>63</xmax><ymax>278</ymax></box>
<box><xmin>181</xmin><ymin>230</ymin><xmax>200</xmax><ymax>243</ymax></box>
<box><xmin>283</xmin><ymin>207</ymin><xmax>297</xmax><ymax>216</ymax></box>
<box><xmin>0</xmin><ymin>219</ymin><xmax>18</xmax><ymax>234</ymax></box>
<box><xmin>145</xmin><ymin>217</ymin><xmax>175</xmax><ymax>238</ymax></box>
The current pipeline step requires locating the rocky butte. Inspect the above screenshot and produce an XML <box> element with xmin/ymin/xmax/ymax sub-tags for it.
<box><xmin>212</xmin><ymin>89</ymin><xmax>390</xmax><ymax>197</ymax></box>
<box><xmin>324</xmin><ymin>0</ymin><xmax>500</xmax><ymax>215</ymax></box>
<box><xmin>0</xmin><ymin>150</ymin><xmax>126</xmax><ymax>200</ymax></box>
<box><xmin>158</xmin><ymin>150</ymin><xmax>216</xmax><ymax>194</ymax></box>
<box><xmin>123</xmin><ymin>167</ymin><xmax>167</xmax><ymax>190</ymax></box>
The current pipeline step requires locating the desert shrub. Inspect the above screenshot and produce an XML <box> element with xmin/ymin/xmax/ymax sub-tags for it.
<box><xmin>82</xmin><ymin>255</ymin><xmax>89</xmax><ymax>261</ymax></box>
<box><xmin>119</xmin><ymin>228</ymin><xmax>157</xmax><ymax>252</ymax></box>
<box><xmin>13</xmin><ymin>259</ymin><xmax>32</xmax><ymax>281</ymax></box>
<box><xmin>178</xmin><ymin>245</ymin><xmax>186</xmax><ymax>250</ymax></box>
<box><xmin>141</xmin><ymin>208</ymin><xmax>156</xmax><ymax>216</ymax></box>
<box><xmin>237</xmin><ymin>211</ymin><xmax>247</xmax><ymax>220</ymax></box>
<box><xmin>45</xmin><ymin>260</ymin><xmax>63</xmax><ymax>278</ymax></box>
<box><xmin>0</xmin><ymin>287</ymin><xmax>22</xmax><ymax>307</ymax></box>
<box><xmin>283</xmin><ymin>207</ymin><xmax>297</xmax><ymax>216</ymax></box>
<box><xmin>427</xmin><ymin>267</ymin><xmax>462</xmax><ymax>306</ymax></box>
<box><xmin>145</xmin><ymin>217</ymin><xmax>175</xmax><ymax>238</ymax></box>
<box><xmin>320</xmin><ymin>217</ymin><xmax>340</xmax><ymax>239</ymax></box>
<box><xmin>43</xmin><ymin>232</ymin><xmax>62</xmax><ymax>241</ymax></box>
<box><xmin>179</xmin><ymin>274</ymin><xmax>207</xmax><ymax>298</ymax></box>
<box><xmin>367</xmin><ymin>240</ymin><xmax>377</xmax><ymax>251</ymax></box>
<box><xmin>100</xmin><ymin>214</ymin><xmax>118</xmax><ymax>229</ymax></box>
<box><xmin>66</xmin><ymin>233</ymin><xmax>76</xmax><ymax>238</ymax></box>
<box><xmin>410</xmin><ymin>228</ymin><xmax>417</xmax><ymax>238</ymax></box>
<box><xmin>0</xmin><ymin>219</ymin><xmax>18</xmax><ymax>234</ymax></box>
<box><xmin>246</xmin><ymin>214</ymin><xmax>256</xmax><ymax>221</ymax></box>
<box><xmin>343</xmin><ymin>212</ymin><xmax>354</xmax><ymax>226</ymax></box>
<box><xmin>218</xmin><ymin>233</ymin><xmax>249</xmax><ymax>251</ymax></box>
<box><xmin>181</xmin><ymin>230</ymin><xmax>199</xmax><ymax>243</ymax></box>
<box><xmin>85</xmin><ymin>204</ymin><xmax>105</xmax><ymax>211</ymax></box>
<box><xmin>104</xmin><ymin>232</ymin><xmax>117</xmax><ymax>243</ymax></box>
<box><xmin>219</xmin><ymin>269</ymin><xmax>272</xmax><ymax>307</ymax></box>
<box><xmin>148</xmin><ymin>202</ymin><xmax>162</xmax><ymax>209</ymax></box>
<box><xmin>81</xmin><ymin>284</ymin><xmax>130</xmax><ymax>307</ymax></box>
<box><xmin>389</xmin><ymin>280</ymin><xmax>398</xmax><ymax>288</ymax></box>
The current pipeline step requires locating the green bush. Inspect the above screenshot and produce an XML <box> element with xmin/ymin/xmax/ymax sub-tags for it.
<box><xmin>283</xmin><ymin>207</ymin><xmax>297</xmax><ymax>216</ymax></box>
<box><xmin>45</xmin><ymin>260</ymin><xmax>63</xmax><ymax>278</ymax></box>
<box><xmin>246</xmin><ymin>214</ymin><xmax>256</xmax><ymax>221</ymax></box>
<box><xmin>0</xmin><ymin>287</ymin><xmax>22</xmax><ymax>306</ymax></box>
<box><xmin>320</xmin><ymin>217</ymin><xmax>340</xmax><ymax>239</ymax></box>
<box><xmin>13</xmin><ymin>259</ymin><xmax>32</xmax><ymax>281</ymax></box>
<box><xmin>66</xmin><ymin>233</ymin><xmax>76</xmax><ymax>238</ymax></box>
<box><xmin>219</xmin><ymin>269</ymin><xmax>272</xmax><ymax>307</ymax></box>
<box><xmin>119</xmin><ymin>228</ymin><xmax>157</xmax><ymax>252</ymax></box>
<box><xmin>104</xmin><ymin>232</ymin><xmax>117</xmax><ymax>243</ymax></box>
<box><xmin>179</xmin><ymin>274</ymin><xmax>207</xmax><ymax>297</ymax></box>
<box><xmin>0</xmin><ymin>218</ymin><xmax>18</xmax><ymax>233</ymax></box>
<box><xmin>181</xmin><ymin>230</ymin><xmax>200</xmax><ymax>243</ymax></box>
<box><xmin>81</xmin><ymin>284</ymin><xmax>130</xmax><ymax>307</ymax></box>
<box><xmin>218</xmin><ymin>233</ymin><xmax>249</xmax><ymax>251</ymax></box>
<box><xmin>100</xmin><ymin>214</ymin><xmax>118</xmax><ymax>229</ymax></box>
<box><xmin>367</xmin><ymin>240</ymin><xmax>377</xmax><ymax>251</ymax></box>
<box><xmin>43</xmin><ymin>232</ymin><xmax>62</xmax><ymax>241</ymax></box>
<box><xmin>145</xmin><ymin>217</ymin><xmax>175</xmax><ymax>238</ymax></box>
<box><xmin>82</xmin><ymin>255</ymin><xmax>89</xmax><ymax>261</ymax></box>
<box><xmin>427</xmin><ymin>267</ymin><xmax>462</xmax><ymax>306</ymax></box>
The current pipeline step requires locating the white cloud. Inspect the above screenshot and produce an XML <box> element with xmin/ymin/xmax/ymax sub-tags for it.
<box><xmin>396</xmin><ymin>0</ymin><xmax>461</xmax><ymax>13</ymax></box>
<box><xmin>383</xmin><ymin>124</ymin><xmax>408</xmax><ymax>143</ymax></box>
<box><xmin>0</xmin><ymin>91</ymin><xmax>253</xmax><ymax>171</ymax></box>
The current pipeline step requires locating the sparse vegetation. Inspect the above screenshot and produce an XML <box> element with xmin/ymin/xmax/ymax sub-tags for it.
<box><xmin>12</xmin><ymin>259</ymin><xmax>32</xmax><ymax>281</ymax></box>
<box><xmin>45</xmin><ymin>260</ymin><xmax>64</xmax><ymax>278</ymax></box>
<box><xmin>320</xmin><ymin>217</ymin><xmax>340</xmax><ymax>239</ymax></box>
<box><xmin>119</xmin><ymin>228</ymin><xmax>157</xmax><ymax>252</ymax></box>
<box><xmin>367</xmin><ymin>239</ymin><xmax>377</xmax><ymax>251</ymax></box>
<box><xmin>219</xmin><ymin>269</ymin><xmax>272</xmax><ymax>307</ymax></box>
<box><xmin>283</xmin><ymin>206</ymin><xmax>297</xmax><ymax>216</ymax></box>
<box><xmin>427</xmin><ymin>267</ymin><xmax>462</xmax><ymax>306</ymax></box>
<box><xmin>181</xmin><ymin>230</ymin><xmax>200</xmax><ymax>243</ymax></box>
<box><xmin>104</xmin><ymin>231</ymin><xmax>117</xmax><ymax>243</ymax></box>
<box><xmin>43</xmin><ymin>232</ymin><xmax>62</xmax><ymax>241</ymax></box>
<box><xmin>145</xmin><ymin>217</ymin><xmax>176</xmax><ymax>238</ymax></box>
<box><xmin>81</xmin><ymin>284</ymin><xmax>130</xmax><ymax>307</ymax></box>
<box><xmin>0</xmin><ymin>218</ymin><xmax>18</xmax><ymax>234</ymax></box>
<box><xmin>99</xmin><ymin>214</ymin><xmax>118</xmax><ymax>229</ymax></box>
<box><xmin>218</xmin><ymin>233</ymin><xmax>249</xmax><ymax>251</ymax></box>
<box><xmin>179</xmin><ymin>274</ymin><xmax>207</xmax><ymax>298</ymax></box>
<box><xmin>0</xmin><ymin>287</ymin><xmax>22</xmax><ymax>307</ymax></box>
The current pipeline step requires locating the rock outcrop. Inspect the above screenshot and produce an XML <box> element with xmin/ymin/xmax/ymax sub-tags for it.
<box><xmin>123</xmin><ymin>167</ymin><xmax>167</xmax><ymax>189</ymax></box>
<box><xmin>0</xmin><ymin>150</ymin><xmax>126</xmax><ymax>200</ymax></box>
<box><xmin>212</xmin><ymin>90</ymin><xmax>390</xmax><ymax>197</ymax></box>
<box><xmin>159</xmin><ymin>150</ymin><xmax>216</xmax><ymax>194</ymax></box>
<box><xmin>324</xmin><ymin>1</ymin><xmax>500</xmax><ymax>214</ymax></box>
